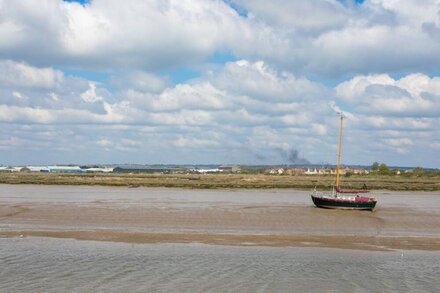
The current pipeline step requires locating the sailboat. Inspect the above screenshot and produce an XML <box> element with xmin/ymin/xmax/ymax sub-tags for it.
<box><xmin>311</xmin><ymin>113</ymin><xmax>377</xmax><ymax>211</ymax></box>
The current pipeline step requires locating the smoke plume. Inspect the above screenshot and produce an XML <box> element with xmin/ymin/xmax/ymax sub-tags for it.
<box><xmin>277</xmin><ymin>148</ymin><xmax>310</xmax><ymax>165</ymax></box>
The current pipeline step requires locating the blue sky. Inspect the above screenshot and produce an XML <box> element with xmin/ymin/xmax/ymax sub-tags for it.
<box><xmin>0</xmin><ymin>0</ymin><xmax>439</xmax><ymax>167</ymax></box>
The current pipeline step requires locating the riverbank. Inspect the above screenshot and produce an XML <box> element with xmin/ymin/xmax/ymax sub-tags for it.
<box><xmin>2</xmin><ymin>230</ymin><xmax>440</xmax><ymax>251</ymax></box>
<box><xmin>2</xmin><ymin>231</ymin><xmax>440</xmax><ymax>251</ymax></box>
<box><xmin>1</xmin><ymin>172</ymin><xmax>439</xmax><ymax>191</ymax></box>
<box><xmin>1</xmin><ymin>185</ymin><xmax>439</xmax><ymax>250</ymax></box>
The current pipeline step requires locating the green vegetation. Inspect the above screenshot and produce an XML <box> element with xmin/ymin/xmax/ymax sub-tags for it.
<box><xmin>370</xmin><ymin>162</ymin><xmax>440</xmax><ymax>178</ymax></box>
<box><xmin>378</xmin><ymin>163</ymin><xmax>389</xmax><ymax>175</ymax></box>
<box><xmin>0</xmin><ymin>172</ymin><xmax>439</xmax><ymax>191</ymax></box>
<box><xmin>371</xmin><ymin>162</ymin><xmax>379</xmax><ymax>172</ymax></box>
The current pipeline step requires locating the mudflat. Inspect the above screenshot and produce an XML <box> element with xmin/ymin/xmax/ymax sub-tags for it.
<box><xmin>0</xmin><ymin>184</ymin><xmax>439</xmax><ymax>250</ymax></box>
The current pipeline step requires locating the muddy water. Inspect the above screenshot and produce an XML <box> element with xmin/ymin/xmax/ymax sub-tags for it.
<box><xmin>0</xmin><ymin>184</ymin><xmax>439</xmax><ymax>237</ymax></box>
<box><xmin>1</xmin><ymin>238</ymin><xmax>439</xmax><ymax>292</ymax></box>
<box><xmin>1</xmin><ymin>185</ymin><xmax>439</xmax><ymax>291</ymax></box>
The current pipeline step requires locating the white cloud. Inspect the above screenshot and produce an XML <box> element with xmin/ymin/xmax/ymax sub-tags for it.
<box><xmin>149</xmin><ymin>82</ymin><xmax>230</xmax><ymax>111</ymax></box>
<box><xmin>1</xmin><ymin>0</ymin><xmax>439</xmax><ymax>77</ymax></box>
<box><xmin>383</xmin><ymin>138</ymin><xmax>413</xmax><ymax>147</ymax></box>
<box><xmin>12</xmin><ymin>91</ymin><xmax>25</xmax><ymax>100</ymax></box>
<box><xmin>209</xmin><ymin>60</ymin><xmax>329</xmax><ymax>102</ymax></box>
<box><xmin>0</xmin><ymin>0</ymin><xmax>251</xmax><ymax>70</ymax></box>
<box><xmin>80</xmin><ymin>82</ymin><xmax>102</xmax><ymax>103</ymax></box>
<box><xmin>97</xmin><ymin>139</ymin><xmax>112</xmax><ymax>147</ymax></box>
<box><xmin>0</xmin><ymin>59</ymin><xmax>337</xmax><ymax>164</ymax></box>
<box><xmin>173</xmin><ymin>136</ymin><xmax>219</xmax><ymax>148</ymax></box>
<box><xmin>110</xmin><ymin>71</ymin><xmax>169</xmax><ymax>94</ymax></box>
<box><xmin>232</xmin><ymin>0</ymin><xmax>350</xmax><ymax>33</ymax></box>
<box><xmin>0</xmin><ymin>58</ymin><xmax>439</xmax><ymax>167</ymax></box>
<box><xmin>0</xmin><ymin>104</ymin><xmax>55</xmax><ymax>123</ymax></box>
<box><xmin>0</xmin><ymin>59</ymin><xmax>64</xmax><ymax>88</ymax></box>
<box><xmin>49</xmin><ymin>92</ymin><xmax>59</xmax><ymax>101</ymax></box>
<box><xmin>231</xmin><ymin>0</ymin><xmax>440</xmax><ymax>76</ymax></box>
<box><xmin>336</xmin><ymin>73</ymin><xmax>440</xmax><ymax>117</ymax></box>
<box><xmin>336</xmin><ymin>74</ymin><xmax>395</xmax><ymax>102</ymax></box>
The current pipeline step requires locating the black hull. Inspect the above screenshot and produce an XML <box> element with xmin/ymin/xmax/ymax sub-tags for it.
<box><xmin>311</xmin><ymin>195</ymin><xmax>377</xmax><ymax>211</ymax></box>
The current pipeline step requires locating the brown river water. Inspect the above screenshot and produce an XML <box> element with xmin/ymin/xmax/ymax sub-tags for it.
<box><xmin>1</xmin><ymin>184</ymin><xmax>439</xmax><ymax>291</ymax></box>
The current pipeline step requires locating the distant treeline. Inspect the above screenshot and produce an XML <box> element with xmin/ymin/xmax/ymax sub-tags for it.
<box><xmin>368</xmin><ymin>162</ymin><xmax>439</xmax><ymax>177</ymax></box>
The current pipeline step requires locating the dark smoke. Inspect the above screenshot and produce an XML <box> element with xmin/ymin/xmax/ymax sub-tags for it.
<box><xmin>277</xmin><ymin>148</ymin><xmax>310</xmax><ymax>165</ymax></box>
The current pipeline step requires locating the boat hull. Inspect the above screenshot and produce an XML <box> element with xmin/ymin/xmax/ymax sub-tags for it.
<box><xmin>311</xmin><ymin>195</ymin><xmax>377</xmax><ymax>211</ymax></box>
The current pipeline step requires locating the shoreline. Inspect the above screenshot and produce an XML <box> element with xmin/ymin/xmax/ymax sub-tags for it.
<box><xmin>1</xmin><ymin>172</ymin><xmax>439</xmax><ymax>191</ymax></box>
<box><xmin>2</xmin><ymin>230</ymin><xmax>440</xmax><ymax>251</ymax></box>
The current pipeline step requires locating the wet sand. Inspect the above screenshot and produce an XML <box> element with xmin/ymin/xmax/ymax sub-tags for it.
<box><xmin>1</xmin><ymin>184</ymin><xmax>439</xmax><ymax>250</ymax></box>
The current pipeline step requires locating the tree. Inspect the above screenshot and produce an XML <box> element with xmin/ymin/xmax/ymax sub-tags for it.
<box><xmin>371</xmin><ymin>162</ymin><xmax>379</xmax><ymax>172</ymax></box>
<box><xmin>413</xmin><ymin>167</ymin><xmax>425</xmax><ymax>176</ymax></box>
<box><xmin>378</xmin><ymin>163</ymin><xmax>389</xmax><ymax>175</ymax></box>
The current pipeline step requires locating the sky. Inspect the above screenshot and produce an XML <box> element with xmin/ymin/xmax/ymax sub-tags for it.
<box><xmin>0</xmin><ymin>0</ymin><xmax>439</xmax><ymax>167</ymax></box>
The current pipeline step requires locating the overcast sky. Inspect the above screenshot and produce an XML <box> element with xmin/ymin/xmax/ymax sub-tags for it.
<box><xmin>0</xmin><ymin>0</ymin><xmax>439</xmax><ymax>167</ymax></box>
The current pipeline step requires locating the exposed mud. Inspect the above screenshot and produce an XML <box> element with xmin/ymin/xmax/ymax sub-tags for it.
<box><xmin>0</xmin><ymin>185</ymin><xmax>439</xmax><ymax>250</ymax></box>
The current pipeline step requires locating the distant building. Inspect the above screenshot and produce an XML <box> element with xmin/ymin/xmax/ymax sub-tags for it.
<box><xmin>316</xmin><ymin>168</ymin><xmax>336</xmax><ymax>175</ymax></box>
<box><xmin>27</xmin><ymin>166</ymin><xmax>50</xmax><ymax>172</ymax></box>
<box><xmin>85</xmin><ymin>167</ymin><xmax>114</xmax><ymax>173</ymax></box>
<box><xmin>48</xmin><ymin>166</ymin><xmax>85</xmax><ymax>173</ymax></box>
<box><xmin>190</xmin><ymin>168</ymin><xmax>221</xmax><ymax>173</ymax></box>
<box><xmin>113</xmin><ymin>166</ymin><xmax>182</xmax><ymax>174</ymax></box>
<box><xmin>344</xmin><ymin>168</ymin><xmax>369</xmax><ymax>175</ymax></box>
<box><xmin>219</xmin><ymin>165</ymin><xmax>240</xmax><ymax>173</ymax></box>
<box><xmin>305</xmin><ymin>168</ymin><xmax>318</xmax><ymax>175</ymax></box>
<box><xmin>268</xmin><ymin>168</ymin><xmax>284</xmax><ymax>175</ymax></box>
<box><xmin>285</xmin><ymin>168</ymin><xmax>306</xmax><ymax>175</ymax></box>
<box><xmin>265</xmin><ymin>167</ymin><xmax>368</xmax><ymax>176</ymax></box>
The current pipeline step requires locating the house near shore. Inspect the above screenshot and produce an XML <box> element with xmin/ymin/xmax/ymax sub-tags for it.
<box><xmin>266</xmin><ymin>166</ymin><xmax>368</xmax><ymax>176</ymax></box>
<box><xmin>268</xmin><ymin>168</ymin><xmax>285</xmax><ymax>175</ymax></box>
<box><xmin>285</xmin><ymin>168</ymin><xmax>306</xmax><ymax>175</ymax></box>
<box><xmin>344</xmin><ymin>168</ymin><xmax>369</xmax><ymax>175</ymax></box>
<box><xmin>305</xmin><ymin>168</ymin><xmax>319</xmax><ymax>175</ymax></box>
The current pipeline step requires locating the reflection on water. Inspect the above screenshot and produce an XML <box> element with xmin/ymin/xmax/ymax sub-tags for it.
<box><xmin>1</xmin><ymin>238</ymin><xmax>439</xmax><ymax>292</ymax></box>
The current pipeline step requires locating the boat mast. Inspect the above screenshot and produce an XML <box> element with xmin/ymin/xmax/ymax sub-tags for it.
<box><xmin>335</xmin><ymin>113</ymin><xmax>344</xmax><ymax>188</ymax></box>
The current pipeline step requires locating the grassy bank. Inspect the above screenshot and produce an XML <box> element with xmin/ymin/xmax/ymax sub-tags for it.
<box><xmin>0</xmin><ymin>172</ymin><xmax>439</xmax><ymax>191</ymax></box>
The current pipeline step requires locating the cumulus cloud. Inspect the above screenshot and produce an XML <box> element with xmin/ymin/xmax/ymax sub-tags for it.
<box><xmin>336</xmin><ymin>73</ymin><xmax>440</xmax><ymax>117</ymax></box>
<box><xmin>0</xmin><ymin>0</ymin><xmax>251</xmax><ymax>70</ymax></box>
<box><xmin>110</xmin><ymin>71</ymin><xmax>169</xmax><ymax>94</ymax></box>
<box><xmin>230</xmin><ymin>0</ymin><xmax>440</xmax><ymax>76</ymax></box>
<box><xmin>1</xmin><ymin>0</ymin><xmax>440</xmax><ymax>77</ymax></box>
<box><xmin>0</xmin><ymin>59</ymin><xmax>112</xmax><ymax>115</ymax></box>
<box><xmin>232</xmin><ymin>0</ymin><xmax>350</xmax><ymax>33</ymax></box>
<box><xmin>2</xmin><ymin>57</ymin><xmax>439</xmax><ymax>166</ymax></box>
<box><xmin>209</xmin><ymin>60</ymin><xmax>330</xmax><ymax>102</ymax></box>
<box><xmin>12</xmin><ymin>91</ymin><xmax>26</xmax><ymax>100</ymax></box>
<box><xmin>0</xmin><ymin>59</ymin><xmax>341</xmax><ymax>164</ymax></box>
<box><xmin>0</xmin><ymin>59</ymin><xmax>64</xmax><ymax>88</ymax></box>
<box><xmin>80</xmin><ymin>82</ymin><xmax>102</xmax><ymax>103</ymax></box>
<box><xmin>147</xmin><ymin>82</ymin><xmax>230</xmax><ymax>112</ymax></box>
<box><xmin>173</xmin><ymin>136</ymin><xmax>219</xmax><ymax>148</ymax></box>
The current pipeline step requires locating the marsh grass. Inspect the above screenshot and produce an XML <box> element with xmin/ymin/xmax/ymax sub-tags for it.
<box><xmin>0</xmin><ymin>172</ymin><xmax>439</xmax><ymax>191</ymax></box>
